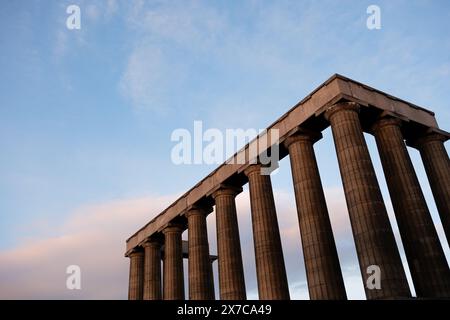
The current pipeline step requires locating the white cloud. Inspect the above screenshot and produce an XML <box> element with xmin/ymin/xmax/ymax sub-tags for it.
<box><xmin>75</xmin><ymin>0</ymin><xmax>119</xmax><ymax>22</ymax></box>
<box><xmin>115</xmin><ymin>1</ymin><xmax>350</xmax><ymax>113</ymax></box>
<box><xmin>85</xmin><ymin>4</ymin><xmax>100</xmax><ymax>22</ymax></box>
<box><xmin>119</xmin><ymin>44</ymin><xmax>187</xmax><ymax>113</ymax></box>
<box><xmin>105</xmin><ymin>0</ymin><xmax>119</xmax><ymax>19</ymax></box>
<box><xmin>118</xmin><ymin>1</ymin><xmax>225</xmax><ymax>112</ymax></box>
<box><xmin>54</xmin><ymin>29</ymin><xmax>68</xmax><ymax>58</ymax></box>
<box><xmin>53</xmin><ymin>2</ymin><xmax>88</xmax><ymax>61</ymax></box>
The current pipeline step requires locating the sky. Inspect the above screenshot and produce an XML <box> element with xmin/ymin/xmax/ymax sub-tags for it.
<box><xmin>0</xmin><ymin>0</ymin><xmax>449</xmax><ymax>299</ymax></box>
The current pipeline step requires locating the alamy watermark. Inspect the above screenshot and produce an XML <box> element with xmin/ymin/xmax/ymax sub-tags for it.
<box><xmin>366</xmin><ymin>265</ymin><xmax>381</xmax><ymax>290</ymax></box>
<box><xmin>367</xmin><ymin>5</ymin><xmax>381</xmax><ymax>30</ymax></box>
<box><xmin>66</xmin><ymin>265</ymin><xmax>81</xmax><ymax>290</ymax></box>
<box><xmin>171</xmin><ymin>121</ymin><xmax>279</xmax><ymax>175</ymax></box>
<box><xmin>66</xmin><ymin>4</ymin><xmax>81</xmax><ymax>30</ymax></box>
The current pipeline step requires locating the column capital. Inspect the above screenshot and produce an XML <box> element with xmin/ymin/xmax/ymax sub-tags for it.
<box><xmin>408</xmin><ymin>131</ymin><xmax>449</xmax><ymax>149</ymax></box>
<box><xmin>243</xmin><ymin>163</ymin><xmax>264</xmax><ymax>176</ymax></box>
<box><xmin>211</xmin><ymin>184</ymin><xmax>243</xmax><ymax>199</ymax></box>
<box><xmin>324</xmin><ymin>101</ymin><xmax>360</xmax><ymax>122</ymax></box>
<box><xmin>186</xmin><ymin>204</ymin><xmax>213</xmax><ymax>218</ymax></box>
<box><xmin>142</xmin><ymin>237</ymin><xmax>163</xmax><ymax>248</ymax></box>
<box><xmin>283</xmin><ymin>130</ymin><xmax>322</xmax><ymax>149</ymax></box>
<box><xmin>162</xmin><ymin>224</ymin><xmax>184</xmax><ymax>235</ymax></box>
<box><xmin>371</xmin><ymin>116</ymin><xmax>403</xmax><ymax>133</ymax></box>
<box><xmin>127</xmin><ymin>246</ymin><xmax>144</xmax><ymax>257</ymax></box>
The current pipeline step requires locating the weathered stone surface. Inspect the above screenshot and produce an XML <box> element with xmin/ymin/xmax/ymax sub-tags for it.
<box><xmin>126</xmin><ymin>75</ymin><xmax>450</xmax><ymax>301</ymax></box>
<box><xmin>187</xmin><ymin>206</ymin><xmax>215</xmax><ymax>300</ymax></box>
<box><xmin>163</xmin><ymin>225</ymin><xmax>185</xmax><ymax>300</ymax></box>
<box><xmin>126</xmin><ymin>75</ymin><xmax>443</xmax><ymax>254</ymax></box>
<box><xmin>244</xmin><ymin>164</ymin><xmax>290</xmax><ymax>300</ymax></box>
<box><xmin>128</xmin><ymin>248</ymin><xmax>144</xmax><ymax>300</ymax></box>
<box><xmin>325</xmin><ymin>102</ymin><xmax>411</xmax><ymax>299</ymax></box>
<box><xmin>142</xmin><ymin>239</ymin><xmax>162</xmax><ymax>300</ymax></box>
<box><xmin>212</xmin><ymin>186</ymin><xmax>246</xmax><ymax>300</ymax></box>
<box><xmin>409</xmin><ymin>132</ymin><xmax>450</xmax><ymax>245</ymax></box>
<box><xmin>284</xmin><ymin>132</ymin><xmax>346</xmax><ymax>300</ymax></box>
<box><xmin>373</xmin><ymin>117</ymin><xmax>450</xmax><ymax>298</ymax></box>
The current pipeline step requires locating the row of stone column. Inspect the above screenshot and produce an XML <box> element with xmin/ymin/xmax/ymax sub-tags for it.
<box><xmin>129</xmin><ymin>101</ymin><xmax>450</xmax><ymax>300</ymax></box>
<box><xmin>321</xmin><ymin>102</ymin><xmax>450</xmax><ymax>298</ymax></box>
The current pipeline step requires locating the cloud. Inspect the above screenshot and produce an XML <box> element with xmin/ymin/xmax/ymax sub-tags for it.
<box><xmin>4</xmin><ymin>184</ymin><xmax>446</xmax><ymax>299</ymax></box>
<box><xmin>84</xmin><ymin>0</ymin><xmax>119</xmax><ymax>22</ymax></box>
<box><xmin>105</xmin><ymin>0</ymin><xmax>119</xmax><ymax>19</ymax></box>
<box><xmin>53</xmin><ymin>3</ymin><xmax>87</xmax><ymax>61</ymax></box>
<box><xmin>116</xmin><ymin>0</ymin><xmax>450</xmax><ymax>127</ymax></box>
<box><xmin>125</xmin><ymin>0</ymin><xmax>225</xmax><ymax>47</ymax></box>
<box><xmin>54</xmin><ymin>29</ymin><xmax>68</xmax><ymax>58</ymax></box>
<box><xmin>114</xmin><ymin>1</ymin><xmax>352</xmax><ymax>115</ymax></box>
<box><xmin>118</xmin><ymin>1</ymin><xmax>225</xmax><ymax>112</ymax></box>
<box><xmin>119</xmin><ymin>44</ymin><xmax>182</xmax><ymax>113</ymax></box>
<box><xmin>53</xmin><ymin>0</ymin><xmax>120</xmax><ymax>61</ymax></box>
<box><xmin>0</xmin><ymin>194</ymin><xmax>175</xmax><ymax>299</ymax></box>
<box><xmin>4</xmin><ymin>0</ymin><xmax>449</xmax><ymax>300</ymax></box>
<box><xmin>0</xmin><ymin>186</ymin><xmax>365</xmax><ymax>299</ymax></box>
<box><xmin>85</xmin><ymin>4</ymin><xmax>100</xmax><ymax>22</ymax></box>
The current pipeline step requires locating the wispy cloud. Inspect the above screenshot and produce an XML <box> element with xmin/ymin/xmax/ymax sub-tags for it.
<box><xmin>0</xmin><ymin>194</ymin><xmax>175</xmax><ymax>299</ymax></box>
<box><xmin>105</xmin><ymin>0</ymin><xmax>119</xmax><ymax>19</ymax></box>
<box><xmin>0</xmin><ymin>187</ymin><xmax>367</xmax><ymax>299</ymax></box>
<box><xmin>118</xmin><ymin>1</ymin><xmax>225</xmax><ymax>112</ymax></box>
<box><xmin>85</xmin><ymin>4</ymin><xmax>100</xmax><ymax>22</ymax></box>
<box><xmin>54</xmin><ymin>29</ymin><xmax>68</xmax><ymax>58</ymax></box>
<box><xmin>84</xmin><ymin>0</ymin><xmax>119</xmax><ymax>22</ymax></box>
<box><xmin>117</xmin><ymin>0</ymin><xmax>450</xmax><ymax>125</ymax></box>
<box><xmin>3</xmin><ymin>181</ymin><xmax>448</xmax><ymax>299</ymax></box>
<box><xmin>118</xmin><ymin>44</ymin><xmax>189</xmax><ymax>113</ymax></box>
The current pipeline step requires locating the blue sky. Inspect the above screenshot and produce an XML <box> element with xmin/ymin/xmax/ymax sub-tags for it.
<box><xmin>0</xmin><ymin>0</ymin><xmax>449</xmax><ymax>299</ymax></box>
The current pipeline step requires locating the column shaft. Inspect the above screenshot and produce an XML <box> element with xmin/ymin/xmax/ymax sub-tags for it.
<box><xmin>412</xmin><ymin>133</ymin><xmax>450</xmax><ymax>244</ymax></box>
<box><xmin>325</xmin><ymin>102</ymin><xmax>410</xmax><ymax>299</ymax></box>
<box><xmin>285</xmin><ymin>132</ymin><xmax>347</xmax><ymax>300</ymax></box>
<box><xmin>163</xmin><ymin>225</ymin><xmax>185</xmax><ymax>300</ymax></box>
<box><xmin>373</xmin><ymin>117</ymin><xmax>450</xmax><ymax>297</ymax></box>
<box><xmin>244</xmin><ymin>164</ymin><xmax>290</xmax><ymax>300</ymax></box>
<box><xmin>213</xmin><ymin>187</ymin><xmax>246</xmax><ymax>300</ymax></box>
<box><xmin>187</xmin><ymin>207</ymin><xmax>215</xmax><ymax>300</ymax></box>
<box><xmin>143</xmin><ymin>239</ymin><xmax>162</xmax><ymax>300</ymax></box>
<box><xmin>128</xmin><ymin>249</ymin><xmax>144</xmax><ymax>300</ymax></box>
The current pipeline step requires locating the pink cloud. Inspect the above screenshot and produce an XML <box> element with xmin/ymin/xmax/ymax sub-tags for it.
<box><xmin>0</xmin><ymin>187</ymin><xmax>378</xmax><ymax>299</ymax></box>
<box><xmin>0</xmin><ymin>194</ymin><xmax>174</xmax><ymax>299</ymax></box>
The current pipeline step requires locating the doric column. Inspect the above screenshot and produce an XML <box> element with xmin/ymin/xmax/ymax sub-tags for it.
<box><xmin>187</xmin><ymin>205</ymin><xmax>215</xmax><ymax>300</ymax></box>
<box><xmin>284</xmin><ymin>131</ymin><xmax>347</xmax><ymax>300</ymax></box>
<box><xmin>324</xmin><ymin>102</ymin><xmax>410</xmax><ymax>299</ymax></box>
<box><xmin>244</xmin><ymin>164</ymin><xmax>290</xmax><ymax>300</ymax></box>
<box><xmin>163</xmin><ymin>225</ymin><xmax>185</xmax><ymax>300</ymax></box>
<box><xmin>409</xmin><ymin>132</ymin><xmax>450</xmax><ymax>244</ymax></box>
<box><xmin>128</xmin><ymin>248</ymin><xmax>144</xmax><ymax>300</ymax></box>
<box><xmin>142</xmin><ymin>238</ymin><xmax>162</xmax><ymax>300</ymax></box>
<box><xmin>212</xmin><ymin>186</ymin><xmax>246</xmax><ymax>300</ymax></box>
<box><xmin>372</xmin><ymin>117</ymin><xmax>450</xmax><ymax>298</ymax></box>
